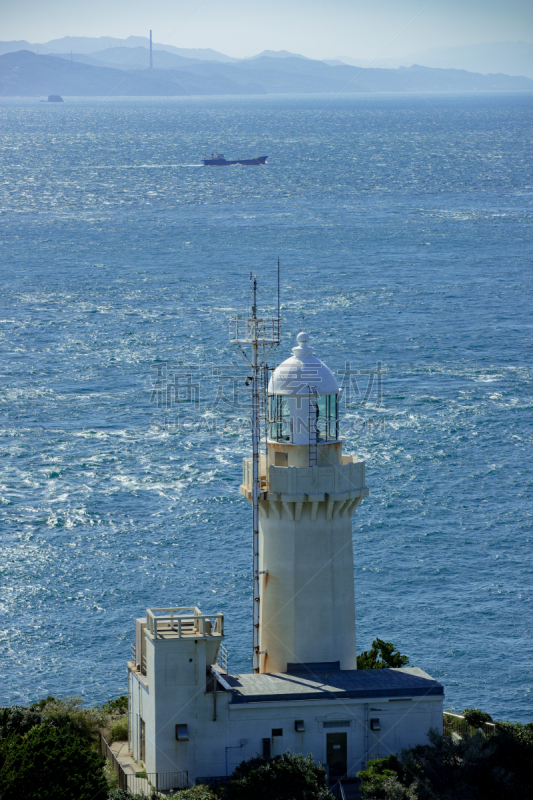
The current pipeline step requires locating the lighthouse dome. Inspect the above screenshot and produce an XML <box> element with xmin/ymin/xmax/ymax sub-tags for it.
<box><xmin>268</xmin><ymin>333</ymin><xmax>339</xmax><ymax>445</ymax></box>
<box><xmin>268</xmin><ymin>332</ymin><xmax>339</xmax><ymax>396</ymax></box>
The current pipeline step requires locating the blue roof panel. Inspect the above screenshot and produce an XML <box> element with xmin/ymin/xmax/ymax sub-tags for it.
<box><xmin>227</xmin><ymin>667</ymin><xmax>443</xmax><ymax>705</ymax></box>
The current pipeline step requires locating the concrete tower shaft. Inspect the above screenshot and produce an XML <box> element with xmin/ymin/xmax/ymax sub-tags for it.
<box><xmin>240</xmin><ymin>333</ymin><xmax>368</xmax><ymax>674</ymax></box>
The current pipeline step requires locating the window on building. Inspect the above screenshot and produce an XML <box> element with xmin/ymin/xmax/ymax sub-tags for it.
<box><xmin>272</xmin><ymin>728</ymin><xmax>283</xmax><ymax>737</ymax></box>
<box><xmin>262</xmin><ymin>738</ymin><xmax>271</xmax><ymax>758</ymax></box>
<box><xmin>328</xmin><ymin>393</ymin><xmax>338</xmax><ymax>441</ymax></box>
<box><xmin>295</xmin><ymin>720</ymin><xmax>305</xmax><ymax>732</ymax></box>
<box><xmin>175</xmin><ymin>724</ymin><xmax>189</xmax><ymax>741</ymax></box>
<box><xmin>269</xmin><ymin>395</ymin><xmax>291</xmax><ymax>442</ymax></box>
<box><xmin>140</xmin><ymin>717</ymin><xmax>146</xmax><ymax>762</ymax></box>
<box><xmin>317</xmin><ymin>394</ymin><xmax>338</xmax><ymax>441</ymax></box>
<box><xmin>269</xmin><ymin>393</ymin><xmax>338</xmax><ymax>443</ymax></box>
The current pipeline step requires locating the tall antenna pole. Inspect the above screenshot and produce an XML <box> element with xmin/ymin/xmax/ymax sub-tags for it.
<box><xmin>277</xmin><ymin>257</ymin><xmax>280</xmax><ymax>321</ymax></box>
<box><xmin>150</xmin><ymin>30</ymin><xmax>153</xmax><ymax>69</ymax></box>
<box><xmin>229</xmin><ymin>270</ymin><xmax>281</xmax><ymax>673</ymax></box>
<box><xmin>250</xmin><ymin>277</ymin><xmax>260</xmax><ymax>673</ymax></box>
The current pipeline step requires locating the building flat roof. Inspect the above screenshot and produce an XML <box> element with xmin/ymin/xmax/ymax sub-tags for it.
<box><xmin>226</xmin><ymin>667</ymin><xmax>443</xmax><ymax>705</ymax></box>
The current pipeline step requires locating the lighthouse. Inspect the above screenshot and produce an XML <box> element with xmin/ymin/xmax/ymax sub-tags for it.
<box><xmin>126</xmin><ymin>307</ymin><xmax>444</xmax><ymax>788</ymax></box>
<box><xmin>240</xmin><ymin>331</ymin><xmax>368</xmax><ymax>674</ymax></box>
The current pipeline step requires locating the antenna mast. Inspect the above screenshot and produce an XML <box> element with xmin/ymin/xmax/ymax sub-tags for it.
<box><xmin>230</xmin><ymin>272</ymin><xmax>281</xmax><ymax>673</ymax></box>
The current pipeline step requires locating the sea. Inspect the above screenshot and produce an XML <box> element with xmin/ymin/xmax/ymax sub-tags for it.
<box><xmin>0</xmin><ymin>92</ymin><xmax>532</xmax><ymax>723</ymax></box>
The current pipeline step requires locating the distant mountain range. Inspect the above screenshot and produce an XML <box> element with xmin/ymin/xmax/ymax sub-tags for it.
<box><xmin>1</xmin><ymin>45</ymin><xmax>532</xmax><ymax>98</ymax></box>
<box><xmin>332</xmin><ymin>41</ymin><xmax>533</xmax><ymax>80</ymax></box>
<box><xmin>0</xmin><ymin>36</ymin><xmax>237</xmax><ymax>62</ymax></box>
<box><xmin>1</xmin><ymin>37</ymin><xmax>532</xmax><ymax>76</ymax></box>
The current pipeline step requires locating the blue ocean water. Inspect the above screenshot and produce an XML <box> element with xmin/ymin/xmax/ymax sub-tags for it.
<box><xmin>0</xmin><ymin>93</ymin><xmax>531</xmax><ymax>722</ymax></box>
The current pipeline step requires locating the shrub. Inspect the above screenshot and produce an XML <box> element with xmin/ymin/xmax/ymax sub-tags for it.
<box><xmin>168</xmin><ymin>786</ymin><xmax>220</xmax><ymax>799</ymax></box>
<box><xmin>0</xmin><ymin>720</ymin><xmax>107</xmax><ymax>800</ymax></box>
<box><xmin>0</xmin><ymin>705</ymin><xmax>42</xmax><ymax>737</ymax></box>
<box><xmin>462</xmin><ymin>708</ymin><xmax>493</xmax><ymax>728</ymax></box>
<box><xmin>111</xmin><ymin>716</ymin><xmax>129</xmax><ymax>742</ymax></box>
<box><xmin>32</xmin><ymin>696</ymin><xmax>108</xmax><ymax>743</ymax></box>
<box><xmin>357</xmin><ymin>724</ymin><xmax>533</xmax><ymax>800</ymax></box>
<box><xmin>358</xmin><ymin>756</ymin><xmax>410</xmax><ymax>799</ymax></box>
<box><xmin>104</xmin><ymin>760</ymin><xmax>119</xmax><ymax>790</ymax></box>
<box><xmin>102</xmin><ymin>695</ymin><xmax>129</xmax><ymax>715</ymax></box>
<box><xmin>488</xmin><ymin>721</ymin><xmax>533</xmax><ymax>798</ymax></box>
<box><xmin>224</xmin><ymin>751</ymin><xmax>333</xmax><ymax>800</ymax></box>
<box><xmin>357</xmin><ymin>639</ymin><xmax>409</xmax><ymax>670</ymax></box>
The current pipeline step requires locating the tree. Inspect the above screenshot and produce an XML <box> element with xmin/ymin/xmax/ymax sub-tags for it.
<box><xmin>36</xmin><ymin>696</ymin><xmax>108</xmax><ymax>742</ymax></box>
<box><xmin>461</xmin><ymin>708</ymin><xmax>493</xmax><ymax>728</ymax></box>
<box><xmin>357</xmin><ymin>756</ymin><xmax>416</xmax><ymax>800</ymax></box>
<box><xmin>0</xmin><ymin>705</ymin><xmax>42</xmax><ymax>738</ymax></box>
<box><xmin>101</xmin><ymin>695</ymin><xmax>129</xmax><ymax>715</ymax></box>
<box><xmin>0</xmin><ymin>720</ymin><xmax>108</xmax><ymax>800</ymax></box>
<box><xmin>358</xmin><ymin>723</ymin><xmax>533</xmax><ymax>800</ymax></box>
<box><xmin>357</xmin><ymin>639</ymin><xmax>409</xmax><ymax>670</ymax></box>
<box><xmin>224</xmin><ymin>751</ymin><xmax>333</xmax><ymax>800</ymax></box>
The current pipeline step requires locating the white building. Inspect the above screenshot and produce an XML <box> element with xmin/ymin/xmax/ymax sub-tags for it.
<box><xmin>128</xmin><ymin>331</ymin><xmax>443</xmax><ymax>787</ymax></box>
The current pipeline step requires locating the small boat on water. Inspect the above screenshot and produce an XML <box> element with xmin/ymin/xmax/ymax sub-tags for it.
<box><xmin>203</xmin><ymin>153</ymin><xmax>267</xmax><ymax>166</ymax></box>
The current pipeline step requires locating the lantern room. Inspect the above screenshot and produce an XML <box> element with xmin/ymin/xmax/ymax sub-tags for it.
<box><xmin>267</xmin><ymin>332</ymin><xmax>342</xmax><ymax>467</ymax></box>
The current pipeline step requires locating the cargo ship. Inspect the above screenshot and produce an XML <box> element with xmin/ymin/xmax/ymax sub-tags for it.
<box><xmin>203</xmin><ymin>153</ymin><xmax>267</xmax><ymax>166</ymax></box>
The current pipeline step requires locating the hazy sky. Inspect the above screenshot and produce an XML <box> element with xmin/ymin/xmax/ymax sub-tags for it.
<box><xmin>2</xmin><ymin>0</ymin><xmax>533</xmax><ymax>59</ymax></box>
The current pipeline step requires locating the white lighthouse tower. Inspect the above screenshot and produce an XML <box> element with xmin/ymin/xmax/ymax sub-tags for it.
<box><xmin>126</xmin><ymin>294</ymin><xmax>444</xmax><ymax>788</ymax></box>
<box><xmin>240</xmin><ymin>331</ymin><xmax>368</xmax><ymax>674</ymax></box>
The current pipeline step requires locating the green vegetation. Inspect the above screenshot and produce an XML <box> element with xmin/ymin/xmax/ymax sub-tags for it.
<box><xmin>114</xmin><ymin>753</ymin><xmax>334</xmax><ymax>800</ymax></box>
<box><xmin>101</xmin><ymin>695</ymin><xmax>128</xmax><ymax>715</ymax></box>
<box><xmin>0</xmin><ymin>720</ymin><xmax>107</xmax><ymax>800</ymax></box>
<box><xmin>3</xmin><ymin>693</ymin><xmax>529</xmax><ymax>800</ymax></box>
<box><xmin>107</xmin><ymin>792</ymin><xmax>216</xmax><ymax>800</ymax></box>
<box><xmin>357</xmin><ymin>639</ymin><xmax>410</xmax><ymax>670</ymax></box>
<box><xmin>175</xmin><ymin>787</ymin><xmax>220</xmax><ymax>800</ymax></box>
<box><xmin>0</xmin><ymin>695</ymin><xmax>118</xmax><ymax>800</ymax></box>
<box><xmin>111</xmin><ymin>716</ymin><xmax>129</xmax><ymax>742</ymax></box>
<box><xmin>358</xmin><ymin>721</ymin><xmax>533</xmax><ymax>800</ymax></box>
<box><xmin>461</xmin><ymin>707</ymin><xmax>493</xmax><ymax>728</ymax></box>
<box><xmin>167</xmin><ymin>787</ymin><xmax>219</xmax><ymax>800</ymax></box>
<box><xmin>108</xmin><ymin>755</ymin><xmax>333</xmax><ymax>800</ymax></box>
<box><xmin>0</xmin><ymin>696</ymin><xmax>107</xmax><ymax>743</ymax></box>
<box><xmin>222</xmin><ymin>751</ymin><xmax>333</xmax><ymax>800</ymax></box>
<box><xmin>104</xmin><ymin>760</ymin><xmax>119</xmax><ymax>791</ymax></box>
<box><xmin>357</xmin><ymin>756</ymin><xmax>415</xmax><ymax>800</ymax></box>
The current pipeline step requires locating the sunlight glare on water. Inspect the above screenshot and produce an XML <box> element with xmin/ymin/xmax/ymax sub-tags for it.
<box><xmin>0</xmin><ymin>93</ymin><xmax>532</xmax><ymax>721</ymax></box>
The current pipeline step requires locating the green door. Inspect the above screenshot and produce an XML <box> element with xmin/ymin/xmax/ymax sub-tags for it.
<box><xmin>326</xmin><ymin>732</ymin><xmax>347</xmax><ymax>778</ymax></box>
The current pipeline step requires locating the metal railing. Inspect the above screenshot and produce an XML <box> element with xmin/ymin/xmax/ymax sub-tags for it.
<box><xmin>131</xmin><ymin>643</ymin><xmax>136</xmax><ymax>662</ymax></box>
<box><xmin>443</xmin><ymin>712</ymin><xmax>496</xmax><ymax>740</ymax></box>
<box><xmin>216</xmin><ymin>643</ymin><xmax>229</xmax><ymax>673</ymax></box>
<box><xmin>128</xmin><ymin>771</ymin><xmax>189</xmax><ymax>795</ymax></box>
<box><xmin>100</xmin><ymin>733</ymin><xmax>188</xmax><ymax>796</ymax></box>
<box><xmin>146</xmin><ymin>607</ymin><xmax>224</xmax><ymax>639</ymax></box>
<box><xmin>242</xmin><ymin>457</ymin><xmax>366</xmax><ymax>497</ymax></box>
<box><xmin>100</xmin><ymin>733</ymin><xmax>128</xmax><ymax>791</ymax></box>
<box><xmin>332</xmin><ymin>781</ymin><xmax>347</xmax><ymax>800</ymax></box>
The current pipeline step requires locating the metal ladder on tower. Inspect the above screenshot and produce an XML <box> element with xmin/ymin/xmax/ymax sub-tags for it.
<box><xmin>259</xmin><ymin>365</ymin><xmax>273</xmax><ymax>489</ymax></box>
<box><xmin>309</xmin><ymin>385</ymin><xmax>318</xmax><ymax>467</ymax></box>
